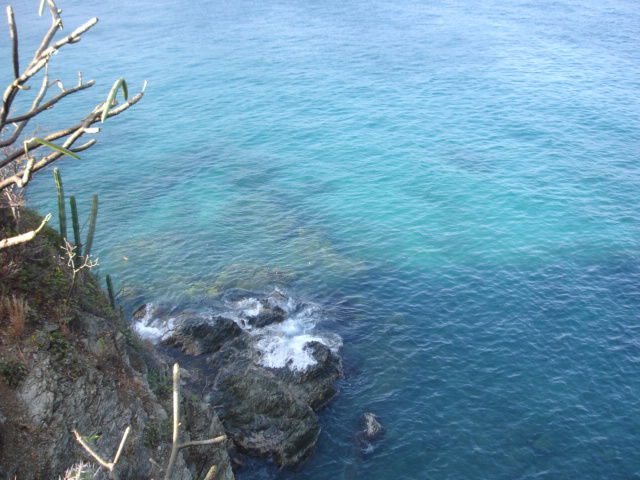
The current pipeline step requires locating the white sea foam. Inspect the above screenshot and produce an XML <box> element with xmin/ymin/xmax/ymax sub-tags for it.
<box><xmin>226</xmin><ymin>294</ymin><xmax>342</xmax><ymax>371</ymax></box>
<box><xmin>132</xmin><ymin>292</ymin><xmax>342</xmax><ymax>372</ymax></box>
<box><xmin>249</xmin><ymin>301</ymin><xmax>342</xmax><ymax>372</ymax></box>
<box><xmin>134</xmin><ymin>322</ymin><xmax>165</xmax><ymax>341</ymax></box>
<box><xmin>255</xmin><ymin>334</ymin><xmax>324</xmax><ymax>370</ymax></box>
<box><xmin>235</xmin><ymin>298</ymin><xmax>263</xmax><ymax>318</ymax></box>
<box><xmin>132</xmin><ymin>303</ymin><xmax>175</xmax><ymax>342</ymax></box>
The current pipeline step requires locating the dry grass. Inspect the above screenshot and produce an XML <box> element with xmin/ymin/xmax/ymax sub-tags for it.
<box><xmin>0</xmin><ymin>256</ymin><xmax>19</xmax><ymax>281</ymax></box>
<box><xmin>59</xmin><ymin>461</ymin><xmax>102</xmax><ymax>479</ymax></box>
<box><xmin>1</xmin><ymin>294</ymin><xmax>28</xmax><ymax>339</ymax></box>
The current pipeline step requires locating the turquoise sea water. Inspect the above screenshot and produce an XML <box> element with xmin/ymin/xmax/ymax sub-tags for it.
<box><xmin>5</xmin><ymin>0</ymin><xmax>640</xmax><ymax>477</ymax></box>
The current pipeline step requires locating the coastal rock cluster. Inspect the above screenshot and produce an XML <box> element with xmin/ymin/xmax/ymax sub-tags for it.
<box><xmin>133</xmin><ymin>289</ymin><xmax>344</xmax><ymax>467</ymax></box>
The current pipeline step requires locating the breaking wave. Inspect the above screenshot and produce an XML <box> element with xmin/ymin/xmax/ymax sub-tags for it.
<box><xmin>132</xmin><ymin>289</ymin><xmax>341</xmax><ymax>372</ymax></box>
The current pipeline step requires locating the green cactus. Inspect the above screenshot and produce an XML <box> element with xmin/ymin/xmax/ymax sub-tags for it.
<box><xmin>84</xmin><ymin>195</ymin><xmax>98</xmax><ymax>258</ymax></box>
<box><xmin>69</xmin><ymin>195</ymin><xmax>82</xmax><ymax>254</ymax></box>
<box><xmin>53</xmin><ymin>168</ymin><xmax>66</xmax><ymax>239</ymax></box>
<box><xmin>106</xmin><ymin>274</ymin><xmax>116</xmax><ymax>308</ymax></box>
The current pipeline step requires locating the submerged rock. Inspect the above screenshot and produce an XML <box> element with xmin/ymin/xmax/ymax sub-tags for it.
<box><xmin>356</xmin><ymin>412</ymin><xmax>384</xmax><ymax>454</ymax></box>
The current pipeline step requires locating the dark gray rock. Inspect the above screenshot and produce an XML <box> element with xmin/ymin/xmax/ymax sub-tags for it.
<box><xmin>163</xmin><ymin>316</ymin><xmax>242</xmax><ymax>355</ymax></box>
<box><xmin>1</xmin><ymin>310</ymin><xmax>235</xmax><ymax>480</ymax></box>
<box><xmin>181</xmin><ymin>396</ymin><xmax>235</xmax><ymax>480</ymax></box>
<box><xmin>131</xmin><ymin>302</ymin><xmax>165</xmax><ymax>322</ymax></box>
<box><xmin>157</xmin><ymin>292</ymin><xmax>344</xmax><ymax>468</ymax></box>
<box><xmin>197</xmin><ymin>336</ymin><xmax>343</xmax><ymax>466</ymax></box>
<box><xmin>214</xmin><ymin>360</ymin><xmax>320</xmax><ymax>466</ymax></box>
<box><xmin>246</xmin><ymin>303</ymin><xmax>287</xmax><ymax>328</ymax></box>
<box><xmin>355</xmin><ymin>412</ymin><xmax>384</xmax><ymax>454</ymax></box>
<box><xmin>360</xmin><ymin>412</ymin><xmax>384</xmax><ymax>441</ymax></box>
<box><xmin>275</xmin><ymin>341</ymin><xmax>343</xmax><ymax>411</ymax></box>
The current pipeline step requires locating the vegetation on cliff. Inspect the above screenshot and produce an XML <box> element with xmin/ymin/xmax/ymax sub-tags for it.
<box><xmin>0</xmin><ymin>2</ymin><xmax>234</xmax><ymax>478</ymax></box>
<box><xmin>0</xmin><ymin>206</ymin><xmax>235</xmax><ymax>479</ymax></box>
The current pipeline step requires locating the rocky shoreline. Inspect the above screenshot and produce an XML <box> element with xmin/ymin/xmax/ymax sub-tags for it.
<box><xmin>133</xmin><ymin>289</ymin><xmax>344</xmax><ymax>468</ymax></box>
<box><xmin>0</xmin><ymin>209</ymin><xmax>348</xmax><ymax>478</ymax></box>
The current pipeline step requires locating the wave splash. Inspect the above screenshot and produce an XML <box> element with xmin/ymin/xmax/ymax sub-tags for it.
<box><xmin>132</xmin><ymin>288</ymin><xmax>342</xmax><ymax>372</ymax></box>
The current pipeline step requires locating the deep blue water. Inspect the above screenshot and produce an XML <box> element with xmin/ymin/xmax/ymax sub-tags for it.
<box><xmin>5</xmin><ymin>0</ymin><xmax>640</xmax><ymax>478</ymax></box>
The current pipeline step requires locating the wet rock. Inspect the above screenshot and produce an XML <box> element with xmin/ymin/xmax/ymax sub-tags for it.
<box><xmin>361</xmin><ymin>412</ymin><xmax>384</xmax><ymax>440</ymax></box>
<box><xmin>197</xmin><ymin>336</ymin><xmax>343</xmax><ymax>466</ymax></box>
<box><xmin>163</xmin><ymin>316</ymin><xmax>241</xmax><ymax>355</ymax></box>
<box><xmin>156</xmin><ymin>291</ymin><xmax>344</xmax><ymax>468</ymax></box>
<box><xmin>214</xmin><ymin>356</ymin><xmax>320</xmax><ymax>466</ymax></box>
<box><xmin>246</xmin><ymin>302</ymin><xmax>287</xmax><ymax>328</ymax></box>
<box><xmin>131</xmin><ymin>303</ymin><xmax>164</xmax><ymax>322</ymax></box>
<box><xmin>276</xmin><ymin>341</ymin><xmax>343</xmax><ymax>411</ymax></box>
<box><xmin>355</xmin><ymin>412</ymin><xmax>384</xmax><ymax>453</ymax></box>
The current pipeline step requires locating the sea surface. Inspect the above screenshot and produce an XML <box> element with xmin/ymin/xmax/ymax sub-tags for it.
<box><xmin>5</xmin><ymin>0</ymin><xmax>640</xmax><ymax>478</ymax></box>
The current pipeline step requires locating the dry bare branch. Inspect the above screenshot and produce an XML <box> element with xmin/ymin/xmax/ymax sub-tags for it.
<box><xmin>0</xmin><ymin>90</ymin><xmax>144</xmax><ymax>177</ymax></box>
<box><xmin>60</xmin><ymin>238</ymin><xmax>99</xmax><ymax>297</ymax></box>
<box><xmin>0</xmin><ymin>212</ymin><xmax>51</xmax><ymax>250</ymax></box>
<box><xmin>5</xmin><ymin>80</ymin><xmax>95</xmax><ymax>125</ymax></box>
<box><xmin>203</xmin><ymin>465</ymin><xmax>217</xmax><ymax>480</ymax></box>
<box><xmin>164</xmin><ymin>363</ymin><xmax>227</xmax><ymax>480</ymax></box>
<box><xmin>6</xmin><ymin>6</ymin><xmax>19</xmax><ymax>79</ymax></box>
<box><xmin>34</xmin><ymin>0</ymin><xmax>63</xmax><ymax>61</ymax></box>
<box><xmin>72</xmin><ymin>426</ymin><xmax>130</xmax><ymax>480</ymax></box>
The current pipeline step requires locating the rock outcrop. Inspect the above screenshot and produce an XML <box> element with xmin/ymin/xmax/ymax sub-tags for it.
<box><xmin>0</xmin><ymin>215</ymin><xmax>235</xmax><ymax>480</ymax></box>
<box><xmin>0</xmin><ymin>310</ymin><xmax>235</xmax><ymax>480</ymax></box>
<box><xmin>163</xmin><ymin>316</ymin><xmax>242</xmax><ymax>356</ymax></box>
<box><xmin>146</xmin><ymin>290</ymin><xmax>344</xmax><ymax>467</ymax></box>
<box><xmin>355</xmin><ymin>412</ymin><xmax>384</xmax><ymax>454</ymax></box>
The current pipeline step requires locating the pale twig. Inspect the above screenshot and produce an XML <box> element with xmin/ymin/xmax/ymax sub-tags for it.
<box><xmin>164</xmin><ymin>364</ymin><xmax>227</xmax><ymax>480</ymax></box>
<box><xmin>203</xmin><ymin>465</ymin><xmax>217</xmax><ymax>480</ymax></box>
<box><xmin>5</xmin><ymin>80</ymin><xmax>95</xmax><ymax>124</ymax></box>
<box><xmin>0</xmin><ymin>64</ymin><xmax>50</xmax><ymax>149</ymax></box>
<box><xmin>61</xmin><ymin>238</ymin><xmax>99</xmax><ymax>298</ymax></box>
<box><xmin>6</xmin><ymin>6</ymin><xmax>19</xmax><ymax>79</ymax></box>
<box><xmin>1</xmin><ymin>7</ymin><xmax>97</xmax><ymax>127</ymax></box>
<box><xmin>33</xmin><ymin>0</ymin><xmax>62</xmax><ymax>61</ymax></box>
<box><xmin>0</xmin><ymin>89</ymin><xmax>144</xmax><ymax>175</ymax></box>
<box><xmin>72</xmin><ymin>426</ymin><xmax>130</xmax><ymax>480</ymax></box>
<box><xmin>0</xmin><ymin>212</ymin><xmax>51</xmax><ymax>250</ymax></box>
<box><xmin>180</xmin><ymin>437</ymin><xmax>226</xmax><ymax>449</ymax></box>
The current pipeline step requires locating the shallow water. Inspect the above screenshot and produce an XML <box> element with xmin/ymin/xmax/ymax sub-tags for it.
<box><xmin>6</xmin><ymin>0</ymin><xmax>640</xmax><ymax>477</ymax></box>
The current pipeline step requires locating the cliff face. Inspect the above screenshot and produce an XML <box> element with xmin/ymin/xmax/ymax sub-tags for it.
<box><xmin>0</xmin><ymin>210</ymin><xmax>234</xmax><ymax>479</ymax></box>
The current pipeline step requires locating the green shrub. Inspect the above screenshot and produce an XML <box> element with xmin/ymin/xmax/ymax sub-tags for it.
<box><xmin>0</xmin><ymin>359</ymin><xmax>28</xmax><ymax>387</ymax></box>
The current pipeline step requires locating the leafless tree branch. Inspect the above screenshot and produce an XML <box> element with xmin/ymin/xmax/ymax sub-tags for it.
<box><xmin>6</xmin><ymin>6</ymin><xmax>19</xmax><ymax>79</ymax></box>
<box><xmin>164</xmin><ymin>364</ymin><xmax>227</xmax><ymax>480</ymax></box>
<box><xmin>6</xmin><ymin>80</ymin><xmax>95</xmax><ymax>125</ymax></box>
<box><xmin>0</xmin><ymin>212</ymin><xmax>51</xmax><ymax>250</ymax></box>
<box><xmin>72</xmin><ymin>426</ymin><xmax>130</xmax><ymax>480</ymax></box>
<box><xmin>0</xmin><ymin>2</ymin><xmax>145</xmax><ymax>251</ymax></box>
<box><xmin>0</xmin><ymin>5</ymin><xmax>97</xmax><ymax>127</ymax></box>
<box><xmin>33</xmin><ymin>0</ymin><xmax>63</xmax><ymax>60</ymax></box>
<box><xmin>0</xmin><ymin>90</ymin><xmax>144</xmax><ymax>188</ymax></box>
